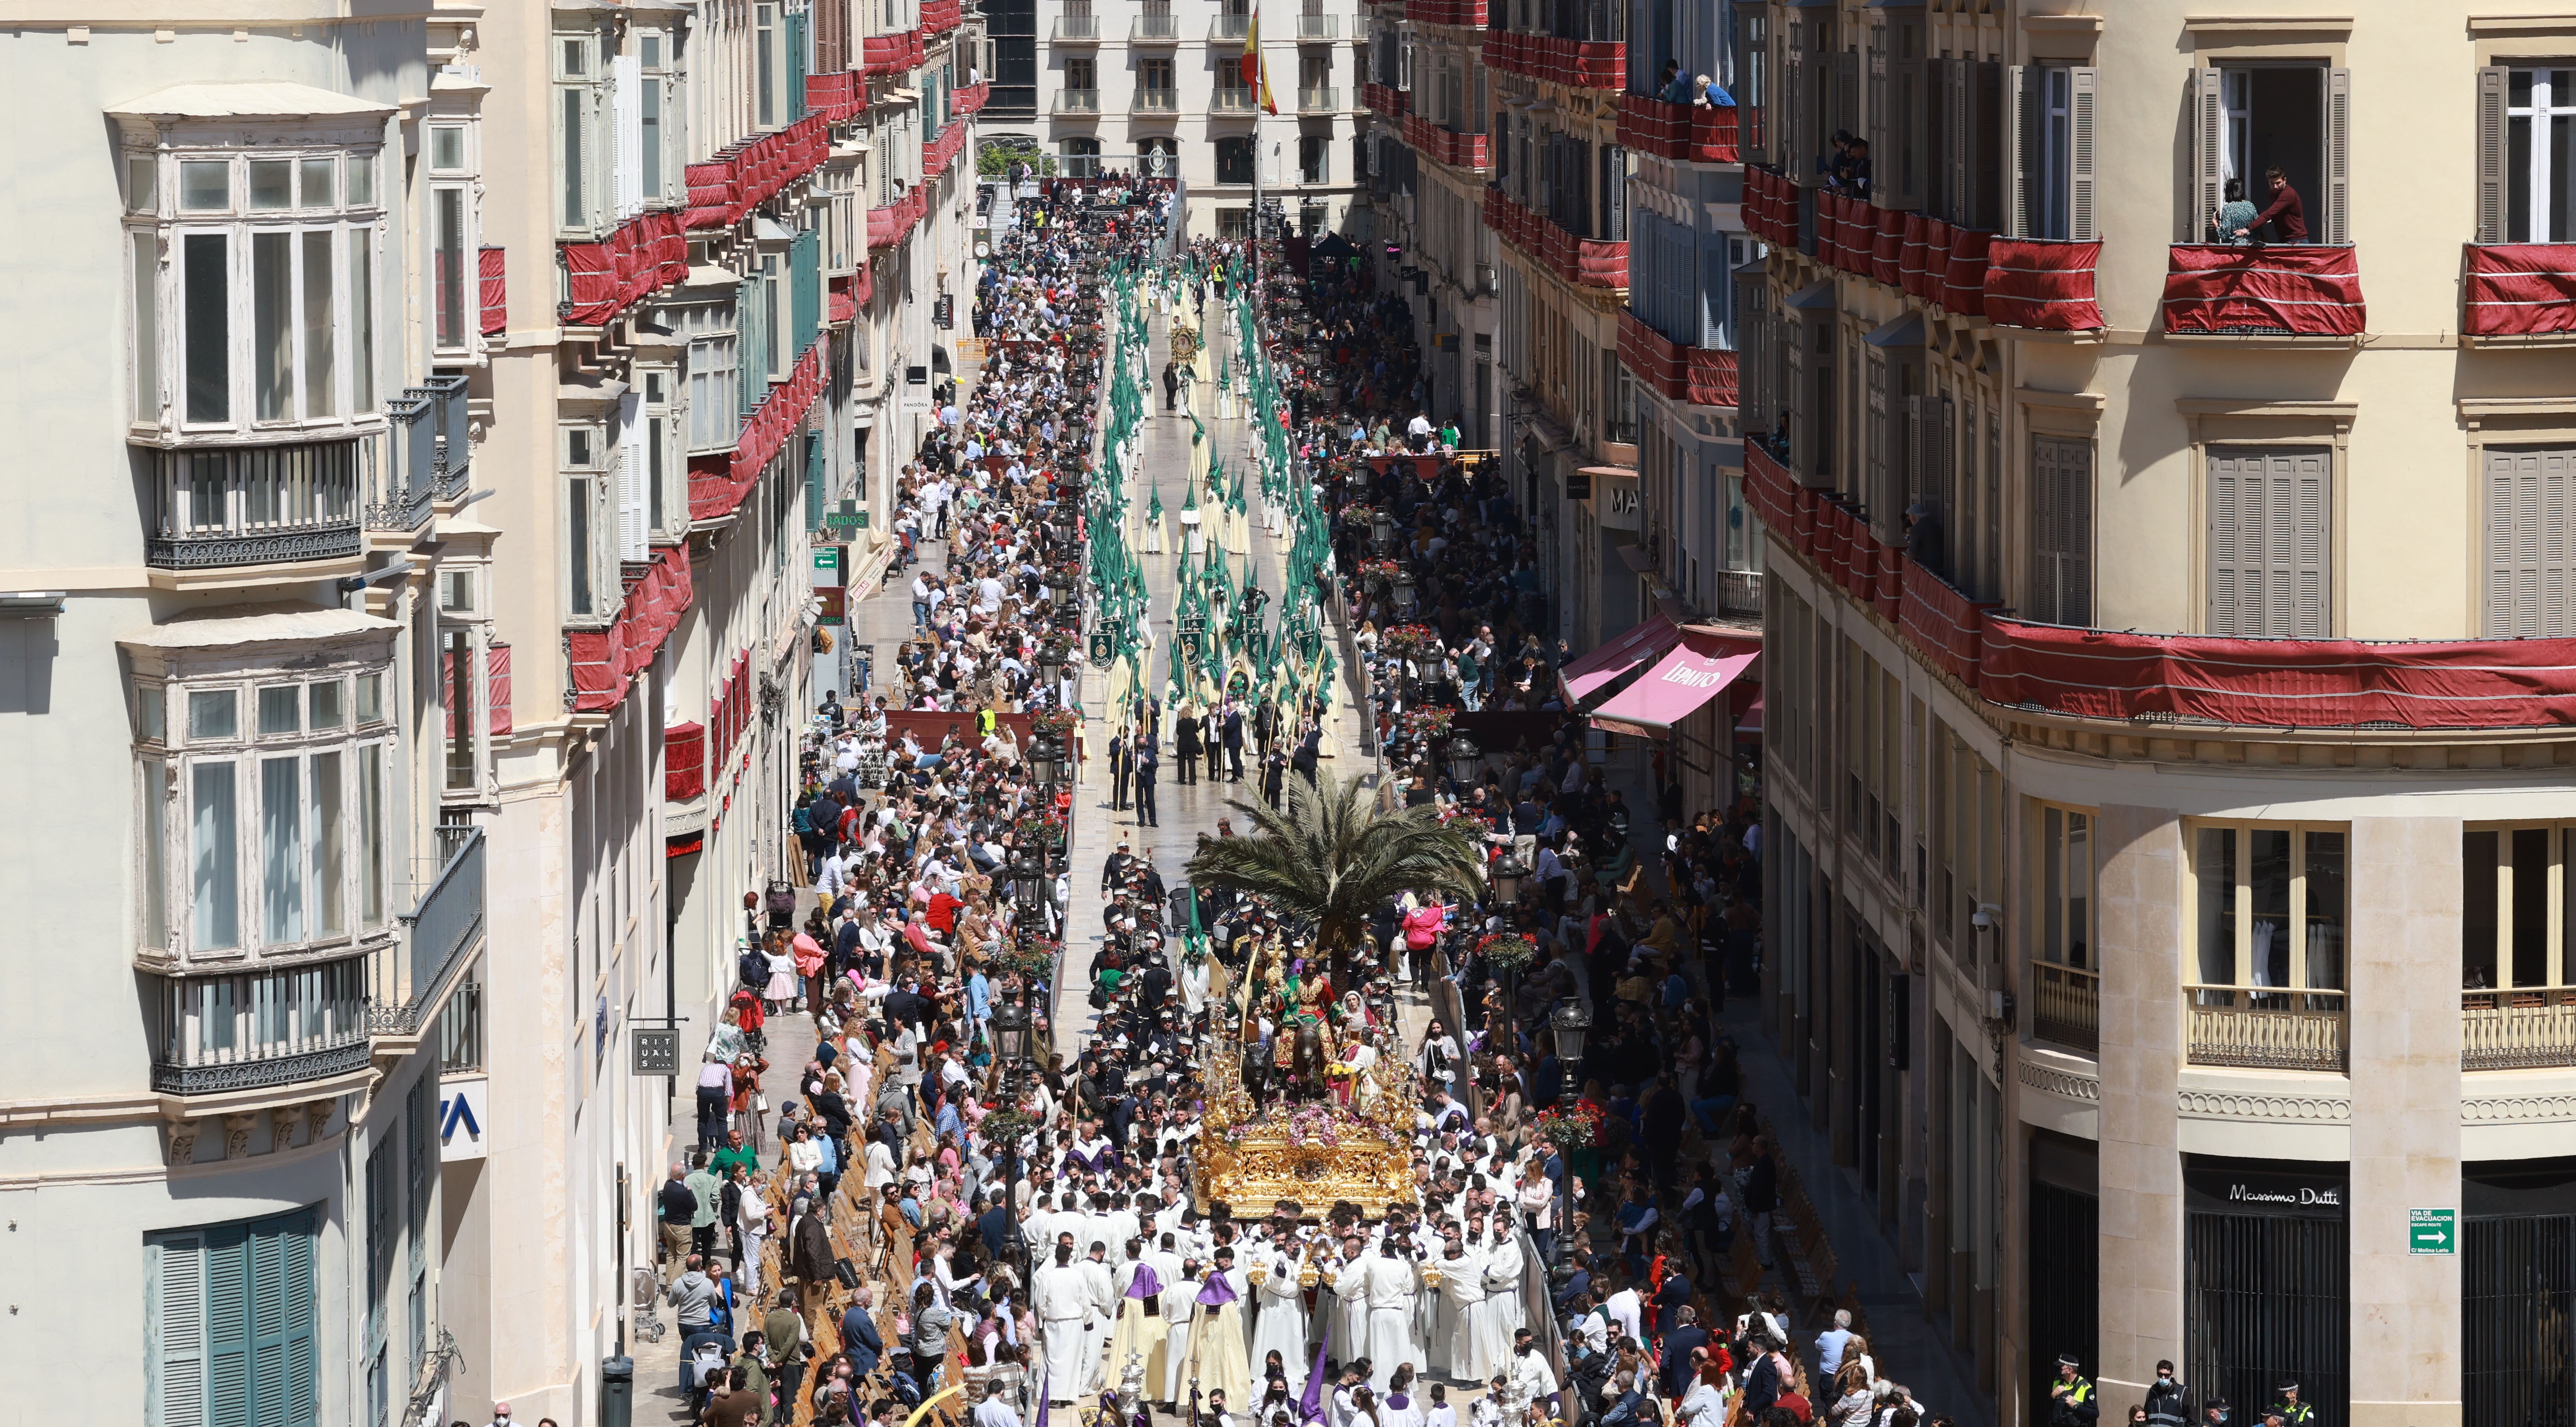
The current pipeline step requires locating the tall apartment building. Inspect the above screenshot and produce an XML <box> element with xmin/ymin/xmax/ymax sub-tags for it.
<box><xmin>0</xmin><ymin>13</ymin><xmax>482</xmax><ymax>1427</ymax></box>
<box><xmin>1731</xmin><ymin>3</ymin><xmax>2576</xmax><ymax>1424</ymax></box>
<box><xmin>1033</xmin><ymin>0</ymin><xmax>1369</xmax><ymax>238</ymax></box>
<box><xmin>1359</xmin><ymin>0</ymin><xmax>1505</xmax><ymax>452</ymax></box>
<box><xmin>1477</xmin><ymin>0</ymin><xmax>1640</xmax><ymax>658</ymax></box>
<box><xmin>0</xmin><ymin>5</ymin><xmax>979</xmax><ymax>1427</ymax></box>
<box><xmin>441</xmin><ymin>0</ymin><xmax>980</xmax><ymax>1417</ymax></box>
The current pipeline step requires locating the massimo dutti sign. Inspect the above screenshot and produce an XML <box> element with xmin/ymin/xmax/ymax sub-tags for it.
<box><xmin>2184</xmin><ymin>1156</ymin><xmax>2349</xmax><ymax>1220</ymax></box>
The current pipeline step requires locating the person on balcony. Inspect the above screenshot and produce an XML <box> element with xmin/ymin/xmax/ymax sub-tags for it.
<box><xmin>1694</xmin><ymin>76</ymin><xmax>1733</xmax><ymax>108</ymax></box>
<box><xmin>1658</xmin><ymin>60</ymin><xmax>1690</xmax><ymax>105</ymax></box>
<box><xmin>2207</xmin><ymin>178</ymin><xmax>2259</xmax><ymax>247</ymax></box>
<box><xmin>2232</xmin><ymin>167</ymin><xmax>2306</xmax><ymax>244</ymax></box>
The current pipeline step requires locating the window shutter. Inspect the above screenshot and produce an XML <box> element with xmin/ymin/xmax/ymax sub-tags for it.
<box><xmin>1896</xmin><ymin>57</ymin><xmax>1925</xmax><ymax>206</ymax></box>
<box><xmin>149</xmin><ymin>1234</ymin><xmax>209</xmax><ymax>1427</ymax></box>
<box><xmin>1970</xmin><ymin>62</ymin><xmax>2003</xmax><ymax>230</ymax></box>
<box><xmin>1786</xmin><ymin>310</ymin><xmax>1807</xmax><ymax>471</ymax></box>
<box><xmin>1902</xmin><ymin>392</ymin><xmax>1923</xmax><ymax>542</ymax></box>
<box><xmin>1783</xmin><ymin>21</ymin><xmax>1805</xmax><ymax>180</ymax></box>
<box><xmin>1867</xmin><ymin>39</ymin><xmax>1889</xmax><ymax>187</ymax></box>
<box><xmin>2486</xmin><ymin>447</ymin><xmax>2576</xmax><ymax>637</ymax></box>
<box><xmin>2286</xmin><ymin>449</ymin><xmax>2331</xmax><ymax>635</ymax></box>
<box><xmin>441</xmin><ymin>648</ymin><xmax>457</xmax><ymax>740</ymax></box>
<box><xmin>1834</xmin><ymin>50</ymin><xmax>1861</xmax><ymax>152</ymax></box>
<box><xmin>2323</xmin><ymin>67</ymin><xmax>2352</xmax><ymax>245</ymax></box>
<box><xmin>615</xmin><ymin>54</ymin><xmax>643</xmax><ymax>220</ymax></box>
<box><xmin>2208</xmin><ymin>450</ymin><xmax>2244</xmax><ymax>634</ymax></box>
<box><xmin>2192</xmin><ymin>68</ymin><xmax>2225</xmax><ymax>244</ymax></box>
<box><xmin>618</xmin><ymin>391</ymin><xmax>647</xmax><ymax>562</ymax></box>
<box><xmin>204</xmin><ymin>1222</ymin><xmax>252</xmax><ymax>1427</ymax></box>
<box><xmin>2067</xmin><ymin>67</ymin><xmax>2098</xmax><ymax>241</ymax></box>
<box><xmin>2006</xmin><ymin>65</ymin><xmax>2036</xmax><ymax>238</ymax></box>
<box><xmin>2034</xmin><ymin>436</ymin><xmax>2093</xmax><ymax>626</ymax></box>
<box><xmin>1866</xmin><ymin>350</ymin><xmax>1888</xmax><ymax>517</ymax></box>
<box><xmin>2477</xmin><ymin>66</ymin><xmax>2510</xmax><ymax>245</ymax></box>
<box><xmin>488</xmin><ymin>642</ymin><xmax>514</xmax><ymax>738</ymax></box>
<box><xmin>276</xmin><ymin>1211</ymin><xmax>317</xmax><ymax>1427</ymax></box>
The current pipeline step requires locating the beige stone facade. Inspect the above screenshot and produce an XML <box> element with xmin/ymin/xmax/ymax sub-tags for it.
<box><xmin>1739</xmin><ymin>4</ymin><xmax>2576</xmax><ymax>1426</ymax></box>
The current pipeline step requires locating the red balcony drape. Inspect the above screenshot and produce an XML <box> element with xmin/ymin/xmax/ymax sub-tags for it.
<box><xmin>1981</xmin><ymin>238</ymin><xmax>2103</xmax><ymax>330</ymax></box>
<box><xmin>2462</xmin><ymin>243</ymin><xmax>2576</xmax><ymax>337</ymax></box>
<box><xmin>2161</xmin><ymin>244</ymin><xmax>2366</xmax><ymax>336</ymax></box>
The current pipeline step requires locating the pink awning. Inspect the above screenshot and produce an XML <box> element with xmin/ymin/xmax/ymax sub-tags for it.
<box><xmin>1589</xmin><ymin>634</ymin><xmax>1761</xmax><ymax>739</ymax></box>
<box><xmin>1558</xmin><ymin>615</ymin><xmax>1681</xmax><ymax>705</ymax></box>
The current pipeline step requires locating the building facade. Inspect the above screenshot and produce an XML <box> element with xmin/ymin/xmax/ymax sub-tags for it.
<box><xmin>1735</xmin><ymin>3</ymin><xmax>2576</xmax><ymax>1425</ymax></box>
<box><xmin>0</xmin><ymin>4</ymin><xmax>980</xmax><ymax>1426</ymax></box>
<box><xmin>1032</xmin><ymin>0</ymin><xmax>1370</xmax><ymax>238</ymax></box>
<box><xmin>442</xmin><ymin>0</ymin><xmax>979</xmax><ymax>1419</ymax></box>
<box><xmin>0</xmin><ymin>13</ymin><xmax>482</xmax><ymax>1427</ymax></box>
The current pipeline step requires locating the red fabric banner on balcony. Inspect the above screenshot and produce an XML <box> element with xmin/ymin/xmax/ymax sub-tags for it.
<box><xmin>1941</xmin><ymin>228</ymin><xmax>1990</xmax><ymax>317</ymax></box>
<box><xmin>1874</xmin><ymin>545</ymin><xmax>1905</xmax><ymax>623</ymax></box>
<box><xmin>561</xmin><ymin>210</ymin><xmax>691</xmax><ymax>327</ymax></box>
<box><xmin>1869</xmin><ymin>205</ymin><xmax>1906</xmax><ymax>287</ymax></box>
<box><xmin>953</xmin><ymin>81</ymin><xmax>991</xmax><ymax>115</ymax></box>
<box><xmin>920</xmin><ymin>0</ymin><xmax>962</xmax><ymax>33</ymax></box>
<box><xmin>861</xmin><ymin>29</ymin><xmax>927</xmax><ymax>77</ymax></box>
<box><xmin>691</xmin><ymin>340</ymin><xmax>830</xmax><ymax>522</ymax></box>
<box><xmin>806</xmin><ymin>72</ymin><xmax>860</xmax><ymax>121</ymax></box>
<box><xmin>1982</xmin><ymin>238</ymin><xmax>2103</xmax><ymax>330</ymax></box>
<box><xmin>1975</xmin><ymin>619</ymin><xmax>2576</xmax><ymax>730</ymax></box>
<box><xmin>1918</xmin><ymin>218</ymin><xmax>1953</xmax><ymax>302</ymax></box>
<box><xmin>2161</xmin><ymin>244</ymin><xmax>2366</xmax><ymax>336</ymax></box>
<box><xmin>664</xmin><ymin>721</ymin><xmax>707</xmax><ymax>802</ymax></box>
<box><xmin>2463</xmin><ymin>244</ymin><xmax>2576</xmax><ymax>336</ymax></box>
<box><xmin>1898</xmin><ymin>214</ymin><xmax>1932</xmax><ymax>298</ymax></box>
<box><xmin>1616</xmin><ymin>95</ymin><xmax>1739</xmax><ymax>165</ymax></box>
<box><xmin>1686</xmin><ymin>348</ymin><xmax>1738</xmax><ymax>408</ymax></box>
<box><xmin>1898</xmin><ymin>565</ymin><xmax>1994</xmax><ymax>685</ymax></box>
<box><xmin>567</xmin><ymin>546</ymin><xmax>695</xmax><ymax>714</ymax></box>
<box><xmin>478</xmin><ymin>246</ymin><xmax>508</xmax><ymax>335</ymax></box>
<box><xmin>1742</xmin><ymin>440</ymin><xmax>1799</xmax><ymax>534</ymax></box>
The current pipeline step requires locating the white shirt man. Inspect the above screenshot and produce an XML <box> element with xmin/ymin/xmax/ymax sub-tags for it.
<box><xmin>972</xmin><ymin>1383</ymin><xmax>1023</xmax><ymax>1427</ymax></box>
<box><xmin>1362</xmin><ymin>1246</ymin><xmax>1420</xmax><ymax>1394</ymax></box>
<box><xmin>1603</xmin><ymin>1282</ymin><xmax>1643</xmax><ymax>1346</ymax></box>
<box><xmin>1076</xmin><ymin>1245</ymin><xmax>1120</xmax><ymax>1394</ymax></box>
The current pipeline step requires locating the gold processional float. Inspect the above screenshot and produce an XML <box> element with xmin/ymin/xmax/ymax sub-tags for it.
<box><xmin>1190</xmin><ymin>939</ymin><xmax>1423</xmax><ymax>1217</ymax></box>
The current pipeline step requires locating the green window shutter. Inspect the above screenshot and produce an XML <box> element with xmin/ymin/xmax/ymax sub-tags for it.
<box><xmin>274</xmin><ymin>1211</ymin><xmax>317</xmax><ymax>1427</ymax></box>
<box><xmin>788</xmin><ymin>13</ymin><xmax>810</xmax><ymax>120</ymax></box>
<box><xmin>205</xmin><ymin>1221</ymin><xmax>253</xmax><ymax>1427</ymax></box>
<box><xmin>793</xmin><ymin>229</ymin><xmax>823</xmax><ymax>346</ymax></box>
<box><xmin>149</xmin><ymin>1233</ymin><xmax>209</xmax><ymax>1427</ymax></box>
<box><xmin>805</xmin><ymin>433</ymin><xmax>827</xmax><ymax>531</ymax></box>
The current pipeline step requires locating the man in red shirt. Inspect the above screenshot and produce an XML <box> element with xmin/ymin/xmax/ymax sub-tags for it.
<box><xmin>2242</xmin><ymin>166</ymin><xmax>2308</xmax><ymax>243</ymax></box>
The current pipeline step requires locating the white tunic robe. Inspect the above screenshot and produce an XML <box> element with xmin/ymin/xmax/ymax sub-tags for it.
<box><xmin>1250</xmin><ymin>1251</ymin><xmax>1311</xmax><ymax>1394</ymax></box>
<box><xmin>1363</xmin><ymin>1253</ymin><xmax>1420</xmax><ymax>1394</ymax></box>
<box><xmin>1034</xmin><ymin>1263</ymin><xmax>1094</xmax><ymax>1403</ymax></box>
<box><xmin>1434</xmin><ymin>1250</ymin><xmax>1488</xmax><ymax>1385</ymax></box>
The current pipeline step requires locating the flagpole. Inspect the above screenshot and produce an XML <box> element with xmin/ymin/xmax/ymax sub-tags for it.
<box><xmin>1250</xmin><ymin>0</ymin><xmax>1264</xmax><ymax>310</ymax></box>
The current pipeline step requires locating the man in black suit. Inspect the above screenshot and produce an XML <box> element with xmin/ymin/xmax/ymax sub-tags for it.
<box><xmin>1221</xmin><ymin>703</ymin><xmax>1247</xmax><ymax>781</ymax></box>
<box><xmin>1134</xmin><ymin>742</ymin><xmax>1161</xmax><ymax>826</ymax></box>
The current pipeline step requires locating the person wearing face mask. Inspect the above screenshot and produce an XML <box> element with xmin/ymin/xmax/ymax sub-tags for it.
<box><xmin>2142</xmin><ymin>1361</ymin><xmax>2190</xmax><ymax>1427</ymax></box>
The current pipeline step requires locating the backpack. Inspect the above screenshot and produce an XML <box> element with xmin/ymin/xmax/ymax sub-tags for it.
<box><xmin>740</xmin><ymin>948</ymin><xmax>770</xmax><ymax>988</ymax></box>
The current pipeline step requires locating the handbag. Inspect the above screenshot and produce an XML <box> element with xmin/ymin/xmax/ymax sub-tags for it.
<box><xmin>836</xmin><ymin>1257</ymin><xmax>862</xmax><ymax>1289</ymax></box>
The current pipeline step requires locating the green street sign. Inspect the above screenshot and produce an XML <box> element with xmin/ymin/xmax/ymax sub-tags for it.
<box><xmin>2409</xmin><ymin>1207</ymin><xmax>2457</xmax><ymax>1255</ymax></box>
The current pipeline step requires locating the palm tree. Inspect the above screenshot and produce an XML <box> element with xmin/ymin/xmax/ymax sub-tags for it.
<box><xmin>1186</xmin><ymin>770</ymin><xmax>1486</xmax><ymax>991</ymax></box>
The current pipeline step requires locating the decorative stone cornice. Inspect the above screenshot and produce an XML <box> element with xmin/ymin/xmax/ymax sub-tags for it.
<box><xmin>2462</xmin><ymin>1092</ymin><xmax>2576</xmax><ymax>1124</ymax></box>
<box><xmin>2017</xmin><ymin>1060</ymin><xmax>2100</xmax><ymax>1103</ymax></box>
<box><xmin>2176</xmin><ymin>1089</ymin><xmax>2351</xmax><ymax>1123</ymax></box>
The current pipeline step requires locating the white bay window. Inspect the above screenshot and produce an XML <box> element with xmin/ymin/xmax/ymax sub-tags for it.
<box><xmin>132</xmin><ymin>651</ymin><xmax>395</xmax><ymax>965</ymax></box>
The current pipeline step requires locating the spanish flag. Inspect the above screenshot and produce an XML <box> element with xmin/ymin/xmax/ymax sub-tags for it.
<box><xmin>1241</xmin><ymin>10</ymin><xmax>1279</xmax><ymax>114</ymax></box>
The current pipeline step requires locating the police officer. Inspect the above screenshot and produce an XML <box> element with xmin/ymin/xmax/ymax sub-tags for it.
<box><xmin>2199</xmin><ymin>1396</ymin><xmax>2229</xmax><ymax>1427</ymax></box>
<box><xmin>2267</xmin><ymin>1380</ymin><xmax>2312</xmax><ymax>1427</ymax></box>
<box><xmin>2143</xmin><ymin>1360</ymin><xmax>2191</xmax><ymax>1427</ymax></box>
<box><xmin>2047</xmin><ymin>1353</ymin><xmax>2100</xmax><ymax>1427</ymax></box>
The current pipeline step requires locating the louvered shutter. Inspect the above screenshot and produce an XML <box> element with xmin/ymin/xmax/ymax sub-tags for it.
<box><xmin>1901</xmin><ymin>392</ymin><xmax>1923</xmax><ymax>543</ymax></box>
<box><xmin>149</xmin><ymin>1234</ymin><xmax>209</xmax><ymax>1427</ymax></box>
<box><xmin>2478</xmin><ymin>66</ymin><xmax>2510</xmax><ymax>244</ymax></box>
<box><xmin>2323</xmin><ymin>67</ymin><xmax>2352</xmax><ymax>245</ymax></box>
<box><xmin>2287</xmin><ymin>448</ymin><xmax>2330</xmax><ymax>634</ymax></box>
<box><xmin>1970</xmin><ymin>62</ymin><xmax>2004</xmax><ymax>230</ymax></box>
<box><xmin>204</xmin><ymin>1222</ymin><xmax>251</xmax><ymax>1427</ymax></box>
<box><xmin>2193</xmin><ymin>68</ymin><xmax>2226</xmax><ymax>243</ymax></box>
<box><xmin>2034</xmin><ymin>435</ymin><xmax>2093</xmax><ymax>626</ymax></box>
<box><xmin>1834</xmin><ymin>50</ymin><xmax>1861</xmax><ymax>153</ymax></box>
<box><xmin>1942</xmin><ymin>58</ymin><xmax>1965</xmax><ymax>222</ymax></box>
<box><xmin>2485</xmin><ymin>447</ymin><xmax>2576</xmax><ymax>636</ymax></box>
<box><xmin>1868</xmin><ymin>38</ymin><xmax>1889</xmax><ymax>186</ymax></box>
<box><xmin>1783</xmin><ymin>20</ymin><xmax>1805</xmax><ymax>180</ymax></box>
<box><xmin>2208</xmin><ymin>450</ymin><xmax>2244</xmax><ymax>634</ymax></box>
<box><xmin>2006</xmin><ymin>65</ymin><xmax>2036</xmax><ymax>238</ymax></box>
<box><xmin>1786</xmin><ymin>309</ymin><xmax>1808</xmax><ymax>473</ymax></box>
<box><xmin>615</xmin><ymin>54</ymin><xmax>643</xmax><ymax>220</ymax></box>
<box><xmin>2068</xmin><ymin>67</ymin><xmax>2098</xmax><ymax>241</ymax></box>
<box><xmin>1866</xmin><ymin>351</ymin><xmax>1888</xmax><ymax>519</ymax></box>
<box><xmin>1895</xmin><ymin>57</ymin><xmax>1925</xmax><ymax>206</ymax></box>
<box><xmin>441</xmin><ymin>649</ymin><xmax>457</xmax><ymax>740</ymax></box>
<box><xmin>618</xmin><ymin>390</ymin><xmax>646</xmax><ymax>561</ymax></box>
<box><xmin>488</xmin><ymin>642</ymin><xmax>514</xmax><ymax>738</ymax></box>
<box><xmin>275</xmin><ymin>1211</ymin><xmax>316</xmax><ymax>1427</ymax></box>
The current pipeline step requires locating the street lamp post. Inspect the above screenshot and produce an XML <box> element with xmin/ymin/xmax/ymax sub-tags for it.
<box><xmin>1549</xmin><ymin>1001</ymin><xmax>1591</xmax><ymax>1107</ymax></box>
<box><xmin>992</xmin><ymin>998</ymin><xmax>1033</xmax><ymax>1286</ymax></box>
